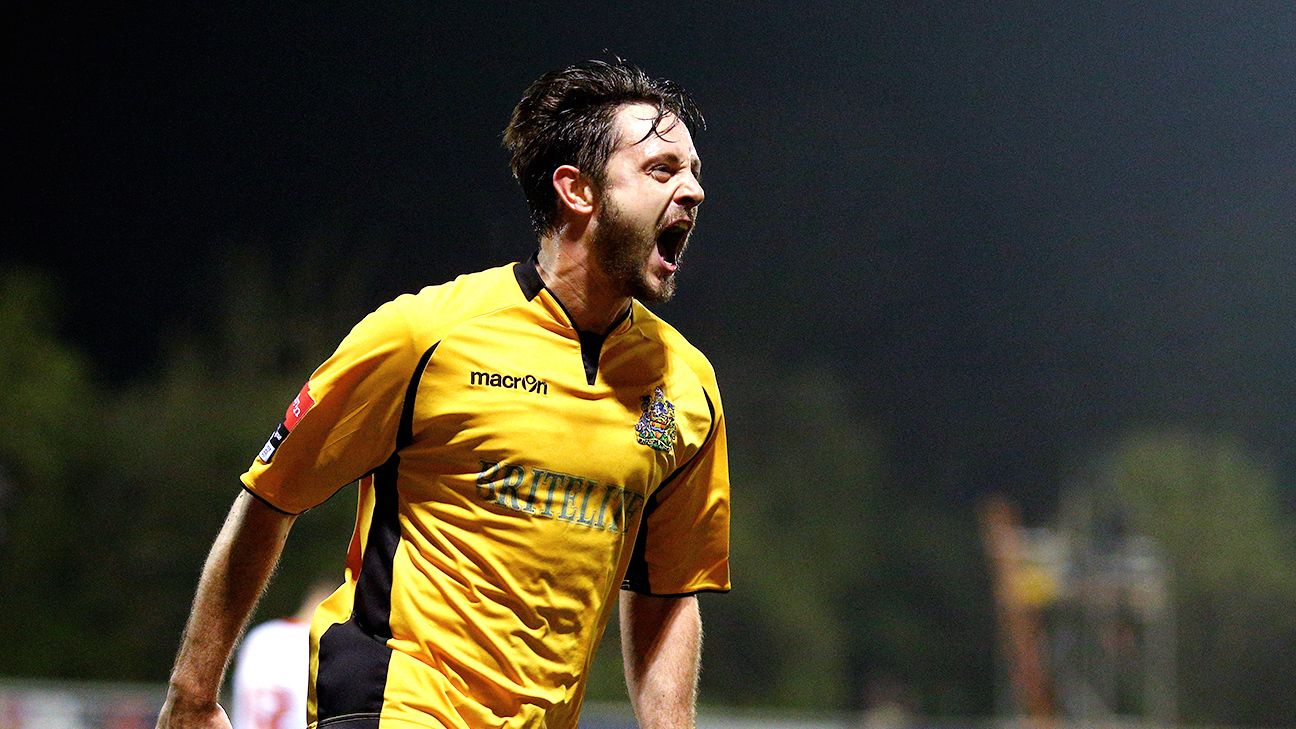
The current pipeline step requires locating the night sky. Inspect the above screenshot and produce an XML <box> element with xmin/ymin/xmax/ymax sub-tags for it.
<box><xmin>10</xmin><ymin>2</ymin><xmax>1296</xmax><ymax>518</ymax></box>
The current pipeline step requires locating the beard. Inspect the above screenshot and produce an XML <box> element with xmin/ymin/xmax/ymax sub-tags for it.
<box><xmin>590</xmin><ymin>199</ymin><xmax>686</xmax><ymax>304</ymax></box>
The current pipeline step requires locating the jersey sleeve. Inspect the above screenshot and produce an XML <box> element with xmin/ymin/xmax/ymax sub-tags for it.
<box><xmin>241</xmin><ymin>300</ymin><xmax>422</xmax><ymax>514</ymax></box>
<box><xmin>624</xmin><ymin>385</ymin><xmax>731</xmax><ymax>596</ymax></box>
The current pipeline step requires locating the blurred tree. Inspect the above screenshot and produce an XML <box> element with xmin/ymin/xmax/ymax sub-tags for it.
<box><xmin>0</xmin><ymin>267</ymin><xmax>91</xmax><ymax>486</ymax></box>
<box><xmin>692</xmin><ymin>358</ymin><xmax>994</xmax><ymax>715</ymax></box>
<box><xmin>87</xmin><ymin>235</ymin><xmax>378</xmax><ymax>678</ymax></box>
<box><xmin>1096</xmin><ymin>429</ymin><xmax>1296</xmax><ymax>726</ymax></box>
<box><xmin>0</xmin><ymin>267</ymin><xmax>97</xmax><ymax>676</ymax></box>
<box><xmin>0</xmin><ymin>231</ymin><xmax>375</xmax><ymax>680</ymax></box>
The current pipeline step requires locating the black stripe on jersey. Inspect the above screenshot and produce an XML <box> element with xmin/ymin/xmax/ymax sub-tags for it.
<box><xmin>623</xmin><ymin>487</ymin><xmax>659</xmax><ymax>594</ymax></box>
<box><xmin>316</xmin><ymin>459</ymin><xmax>400</xmax><ymax>722</ymax></box>
<box><xmin>623</xmin><ymin>388</ymin><xmax>719</xmax><ymax>595</ymax></box>
<box><xmin>398</xmin><ymin>343</ymin><xmax>439</xmax><ymax>450</ymax></box>
<box><xmin>316</xmin><ymin>342</ymin><xmax>438</xmax><ymax>724</ymax></box>
<box><xmin>353</xmin><ymin>455</ymin><xmax>402</xmax><ymax>639</ymax></box>
<box><xmin>354</xmin><ymin>341</ymin><xmax>437</xmax><ymax>636</ymax></box>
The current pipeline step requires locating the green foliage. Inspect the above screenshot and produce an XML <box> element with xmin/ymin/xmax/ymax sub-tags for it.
<box><xmin>0</xmin><ymin>248</ymin><xmax>363</xmax><ymax>680</ymax></box>
<box><xmin>1097</xmin><ymin>430</ymin><xmax>1296</xmax><ymax>726</ymax></box>
<box><xmin>692</xmin><ymin>359</ymin><xmax>994</xmax><ymax>715</ymax></box>
<box><xmin>728</xmin><ymin>366</ymin><xmax>883</xmax><ymax>708</ymax></box>
<box><xmin>1104</xmin><ymin>431</ymin><xmax>1294</xmax><ymax>592</ymax></box>
<box><xmin>0</xmin><ymin>267</ymin><xmax>98</xmax><ymax>676</ymax></box>
<box><xmin>85</xmin><ymin>354</ymin><xmax>350</xmax><ymax>678</ymax></box>
<box><xmin>0</xmin><ymin>268</ymin><xmax>92</xmax><ymax>485</ymax></box>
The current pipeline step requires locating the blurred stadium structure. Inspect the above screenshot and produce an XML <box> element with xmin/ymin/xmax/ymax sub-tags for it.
<box><xmin>980</xmin><ymin>492</ymin><xmax>1175</xmax><ymax>726</ymax></box>
<box><xmin>0</xmin><ymin>679</ymin><xmax>1186</xmax><ymax>729</ymax></box>
<box><xmin>0</xmin><ymin>687</ymin><xmax>875</xmax><ymax>729</ymax></box>
<box><xmin>0</xmin><ymin>678</ymin><xmax>1209</xmax><ymax>729</ymax></box>
<box><xmin>0</xmin><ymin>680</ymin><xmax>164</xmax><ymax>729</ymax></box>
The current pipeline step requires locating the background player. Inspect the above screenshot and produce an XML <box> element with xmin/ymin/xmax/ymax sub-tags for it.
<box><xmin>229</xmin><ymin>581</ymin><xmax>333</xmax><ymax>729</ymax></box>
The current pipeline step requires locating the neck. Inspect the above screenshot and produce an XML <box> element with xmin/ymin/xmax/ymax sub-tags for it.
<box><xmin>536</xmin><ymin>234</ymin><xmax>631</xmax><ymax>335</ymax></box>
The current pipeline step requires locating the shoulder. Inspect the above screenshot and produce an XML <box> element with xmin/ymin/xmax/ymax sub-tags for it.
<box><xmin>632</xmin><ymin>303</ymin><xmax>721</xmax><ymax>398</ymax></box>
<box><xmin>361</xmin><ymin>261</ymin><xmax>527</xmax><ymax>345</ymax></box>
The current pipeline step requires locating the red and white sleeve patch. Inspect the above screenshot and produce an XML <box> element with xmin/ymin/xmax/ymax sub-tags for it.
<box><xmin>284</xmin><ymin>382</ymin><xmax>316</xmax><ymax>431</ymax></box>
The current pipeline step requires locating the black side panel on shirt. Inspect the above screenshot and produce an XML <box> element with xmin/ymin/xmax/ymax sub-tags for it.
<box><xmin>623</xmin><ymin>490</ymin><xmax>660</xmax><ymax>594</ymax></box>
<box><xmin>315</xmin><ymin>455</ymin><xmax>399</xmax><ymax>723</ymax></box>
<box><xmin>315</xmin><ymin>618</ymin><xmax>389</xmax><ymax>726</ymax></box>
<box><xmin>353</xmin><ymin>454</ymin><xmax>402</xmax><ymax>638</ymax></box>
<box><xmin>316</xmin><ymin>343</ymin><xmax>438</xmax><ymax>724</ymax></box>
<box><xmin>623</xmin><ymin>389</ymin><xmax>718</xmax><ymax>595</ymax></box>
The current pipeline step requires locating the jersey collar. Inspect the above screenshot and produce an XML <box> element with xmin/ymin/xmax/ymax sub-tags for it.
<box><xmin>513</xmin><ymin>249</ymin><xmax>635</xmax><ymax>337</ymax></box>
<box><xmin>513</xmin><ymin>249</ymin><xmax>547</xmax><ymax>300</ymax></box>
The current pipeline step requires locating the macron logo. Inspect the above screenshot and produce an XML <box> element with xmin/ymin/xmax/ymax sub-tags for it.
<box><xmin>470</xmin><ymin>371</ymin><xmax>549</xmax><ymax>395</ymax></box>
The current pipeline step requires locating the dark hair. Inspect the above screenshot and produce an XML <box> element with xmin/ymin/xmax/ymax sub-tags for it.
<box><xmin>503</xmin><ymin>58</ymin><xmax>704</xmax><ymax>236</ymax></box>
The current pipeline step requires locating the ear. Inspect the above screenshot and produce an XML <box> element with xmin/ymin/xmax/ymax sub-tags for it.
<box><xmin>552</xmin><ymin>165</ymin><xmax>597</xmax><ymax>217</ymax></box>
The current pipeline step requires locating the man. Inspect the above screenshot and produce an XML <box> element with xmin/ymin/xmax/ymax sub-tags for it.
<box><xmin>156</xmin><ymin>59</ymin><xmax>730</xmax><ymax>729</ymax></box>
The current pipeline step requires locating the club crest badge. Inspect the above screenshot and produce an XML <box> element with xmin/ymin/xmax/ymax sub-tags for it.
<box><xmin>636</xmin><ymin>386</ymin><xmax>677</xmax><ymax>453</ymax></box>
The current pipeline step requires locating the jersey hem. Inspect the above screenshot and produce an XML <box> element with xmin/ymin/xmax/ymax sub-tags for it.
<box><xmin>315</xmin><ymin>711</ymin><xmax>380</xmax><ymax>728</ymax></box>
<box><xmin>619</xmin><ymin>586</ymin><xmax>731</xmax><ymax>597</ymax></box>
<box><xmin>241</xmin><ymin>482</ymin><xmax>301</xmax><ymax>515</ymax></box>
<box><xmin>317</xmin><ymin>715</ymin><xmax>456</xmax><ymax>729</ymax></box>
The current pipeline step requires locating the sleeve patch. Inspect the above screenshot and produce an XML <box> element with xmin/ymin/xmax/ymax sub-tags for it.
<box><xmin>256</xmin><ymin>383</ymin><xmax>316</xmax><ymax>465</ymax></box>
<box><xmin>257</xmin><ymin>423</ymin><xmax>291</xmax><ymax>464</ymax></box>
<box><xmin>285</xmin><ymin>382</ymin><xmax>316</xmax><ymax>431</ymax></box>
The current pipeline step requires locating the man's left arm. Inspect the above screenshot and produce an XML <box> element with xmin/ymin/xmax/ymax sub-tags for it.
<box><xmin>619</xmin><ymin>591</ymin><xmax>703</xmax><ymax>729</ymax></box>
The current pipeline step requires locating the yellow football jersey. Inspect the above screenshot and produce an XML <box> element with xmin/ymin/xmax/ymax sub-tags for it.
<box><xmin>241</xmin><ymin>255</ymin><xmax>730</xmax><ymax>729</ymax></box>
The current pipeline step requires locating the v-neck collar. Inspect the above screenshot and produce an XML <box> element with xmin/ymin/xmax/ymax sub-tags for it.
<box><xmin>513</xmin><ymin>250</ymin><xmax>635</xmax><ymax>385</ymax></box>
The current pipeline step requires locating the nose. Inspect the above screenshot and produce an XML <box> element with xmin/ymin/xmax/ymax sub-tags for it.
<box><xmin>677</xmin><ymin>170</ymin><xmax>705</xmax><ymax>208</ymax></box>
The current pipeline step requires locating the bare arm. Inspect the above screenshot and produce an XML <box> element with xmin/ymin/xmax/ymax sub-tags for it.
<box><xmin>619</xmin><ymin>592</ymin><xmax>703</xmax><ymax>729</ymax></box>
<box><xmin>156</xmin><ymin>490</ymin><xmax>297</xmax><ymax>729</ymax></box>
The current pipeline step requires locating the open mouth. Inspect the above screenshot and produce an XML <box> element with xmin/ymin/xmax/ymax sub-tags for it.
<box><xmin>656</xmin><ymin>220</ymin><xmax>692</xmax><ymax>268</ymax></box>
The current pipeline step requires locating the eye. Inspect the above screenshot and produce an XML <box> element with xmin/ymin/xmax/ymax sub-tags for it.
<box><xmin>649</xmin><ymin>166</ymin><xmax>672</xmax><ymax>182</ymax></box>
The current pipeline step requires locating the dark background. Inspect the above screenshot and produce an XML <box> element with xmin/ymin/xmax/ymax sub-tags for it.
<box><xmin>6</xmin><ymin>2</ymin><xmax>1296</xmax><ymax>721</ymax></box>
<box><xmin>12</xmin><ymin>2</ymin><xmax>1296</xmax><ymax>519</ymax></box>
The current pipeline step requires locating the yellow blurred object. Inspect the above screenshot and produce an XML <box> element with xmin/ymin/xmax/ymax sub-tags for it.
<box><xmin>1012</xmin><ymin>562</ymin><xmax>1059</xmax><ymax>607</ymax></box>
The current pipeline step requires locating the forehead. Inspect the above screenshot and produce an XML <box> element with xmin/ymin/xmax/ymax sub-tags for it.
<box><xmin>609</xmin><ymin>102</ymin><xmax>698</xmax><ymax>160</ymax></box>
